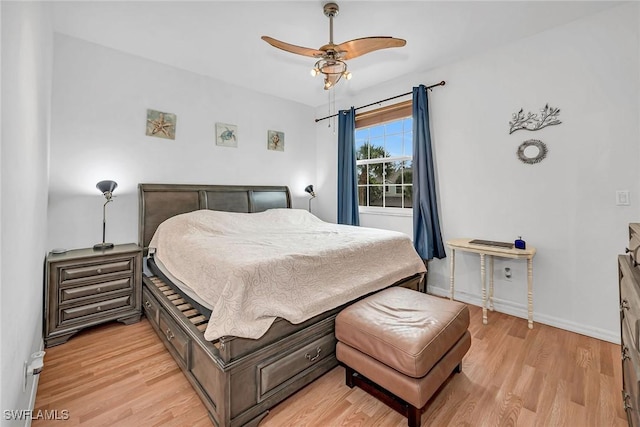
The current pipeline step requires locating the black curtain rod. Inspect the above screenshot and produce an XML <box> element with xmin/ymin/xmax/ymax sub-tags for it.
<box><xmin>314</xmin><ymin>80</ymin><xmax>446</xmax><ymax>123</ymax></box>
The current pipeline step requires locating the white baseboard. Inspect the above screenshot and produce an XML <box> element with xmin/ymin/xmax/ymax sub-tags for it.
<box><xmin>427</xmin><ymin>286</ymin><xmax>619</xmax><ymax>344</ymax></box>
<box><xmin>25</xmin><ymin>339</ymin><xmax>44</xmax><ymax>427</ymax></box>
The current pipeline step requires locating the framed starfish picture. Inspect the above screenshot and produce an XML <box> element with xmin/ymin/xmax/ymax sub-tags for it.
<box><xmin>146</xmin><ymin>109</ymin><xmax>176</xmax><ymax>140</ymax></box>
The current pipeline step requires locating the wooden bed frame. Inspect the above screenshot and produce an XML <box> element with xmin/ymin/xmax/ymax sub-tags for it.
<box><xmin>138</xmin><ymin>183</ymin><xmax>424</xmax><ymax>427</ymax></box>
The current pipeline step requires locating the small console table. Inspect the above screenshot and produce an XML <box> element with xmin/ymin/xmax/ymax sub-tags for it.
<box><xmin>446</xmin><ymin>238</ymin><xmax>537</xmax><ymax>329</ymax></box>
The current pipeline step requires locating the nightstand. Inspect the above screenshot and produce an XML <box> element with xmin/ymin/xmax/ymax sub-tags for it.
<box><xmin>44</xmin><ymin>243</ymin><xmax>142</xmax><ymax>347</ymax></box>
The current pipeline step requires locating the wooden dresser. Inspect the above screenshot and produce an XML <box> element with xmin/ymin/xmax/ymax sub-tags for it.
<box><xmin>44</xmin><ymin>244</ymin><xmax>142</xmax><ymax>347</ymax></box>
<box><xmin>620</xmin><ymin>223</ymin><xmax>640</xmax><ymax>425</ymax></box>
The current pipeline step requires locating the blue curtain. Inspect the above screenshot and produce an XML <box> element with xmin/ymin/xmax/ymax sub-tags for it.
<box><xmin>413</xmin><ymin>85</ymin><xmax>445</xmax><ymax>259</ymax></box>
<box><xmin>337</xmin><ymin>107</ymin><xmax>359</xmax><ymax>225</ymax></box>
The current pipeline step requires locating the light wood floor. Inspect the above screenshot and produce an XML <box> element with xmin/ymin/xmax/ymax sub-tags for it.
<box><xmin>34</xmin><ymin>305</ymin><xmax>627</xmax><ymax>426</ymax></box>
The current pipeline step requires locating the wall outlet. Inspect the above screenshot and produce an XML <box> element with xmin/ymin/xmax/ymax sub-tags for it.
<box><xmin>616</xmin><ymin>190</ymin><xmax>630</xmax><ymax>206</ymax></box>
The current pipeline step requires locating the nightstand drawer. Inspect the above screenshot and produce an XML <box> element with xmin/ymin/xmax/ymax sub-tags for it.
<box><xmin>60</xmin><ymin>259</ymin><xmax>133</xmax><ymax>283</ymax></box>
<box><xmin>60</xmin><ymin>277</ymin><xmax>132</xmax><ymax>303</ymax></box>
<box><xmin>60</xmin><ymin>295</ymin><xmax>132</xmax><ymax>323</ymax></box>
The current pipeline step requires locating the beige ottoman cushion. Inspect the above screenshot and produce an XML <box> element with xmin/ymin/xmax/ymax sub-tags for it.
<box><xmin>335</xmin><ymin>287</ymin><xmax>469</xmax><ymax>378</ymax></box>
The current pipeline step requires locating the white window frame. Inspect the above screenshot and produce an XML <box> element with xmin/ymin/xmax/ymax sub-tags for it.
<box><xmin>356</xmin><ymin>118</ymin><xmax>413</xmax><ymax>216</ymax></box>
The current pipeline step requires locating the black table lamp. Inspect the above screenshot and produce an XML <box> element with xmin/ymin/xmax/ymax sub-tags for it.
<box><xmin>93</xmin><ymin>180</ymin><xmax>117</xmax><ymax>250</ymax></box>
<box><xmin>305</xmin><ymin>184</ymin><xmax>316</xmax><ymax>212</ymax></box>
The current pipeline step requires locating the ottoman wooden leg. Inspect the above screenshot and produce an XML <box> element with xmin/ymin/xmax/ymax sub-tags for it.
<box><xmin>345</xmin><ymin>365</ymin><xmax>355</xmax><ymax>388</ymax></box>
<box><xmin>408</xmin><ymin>405</ymin><xmax>421</xmax><ymax>427</ymax></box>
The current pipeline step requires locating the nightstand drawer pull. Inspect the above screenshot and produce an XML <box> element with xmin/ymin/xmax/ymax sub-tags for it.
<box><xmin>166</xmin><ymin>329</ymin><xmax>175</xmax><ymax>341</ymax></box>
<box><xmin>622</xmin><ymin>345</ymin><xmax>631</xmax><ymax>361</ymax></box>
<box><xmin>145</xmin><ymin>301</ymin><xmax>152</xmax><ymax>309</ymax></box>
<box><xmin>97</xmin><ymin>268</ymin><xmax>103</xmax><ymax>274</ymax></box>
<box><xmin>305</xmin><ymin>347</ymin><xmax>322</xmax><ymax>363</ymax></box>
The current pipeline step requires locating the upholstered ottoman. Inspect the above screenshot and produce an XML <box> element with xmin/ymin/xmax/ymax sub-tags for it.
<box><xmin>335</xmin><ymin>287</ymin><xmax>471</xmax><ymax>427</ymax></box>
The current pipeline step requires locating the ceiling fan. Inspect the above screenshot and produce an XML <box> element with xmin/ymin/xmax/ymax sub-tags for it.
<box><xmin>261</xmin><ymin>2</ymin><xmax>406</xmax><ymax>90</ymax></box>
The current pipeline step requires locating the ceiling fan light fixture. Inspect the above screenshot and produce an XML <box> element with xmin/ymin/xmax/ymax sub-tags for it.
<box><xmin>310</xmin><ymin>68</ymin><xmax>320</xmax><ymax>77</ymax></box>
<box><xmin>313</xmin><ymin>58</ymin><xmax>349</xmax><ymax>90</ymax></box>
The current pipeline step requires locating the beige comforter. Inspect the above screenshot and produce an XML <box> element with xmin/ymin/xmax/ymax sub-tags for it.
<box><xmin>149</xmin><ymin>208</ymin><xmax>426</xmax><ymax>341</ymax></box>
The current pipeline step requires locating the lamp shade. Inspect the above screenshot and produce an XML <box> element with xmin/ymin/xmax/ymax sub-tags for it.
<box><xmin>96</xmin><ymin>180</ymin><xmax>117</xmax><ymax>195</ymax></box>
<box><xmin>304</xmin><ymin>185</ymin><xmax>315</xmax><ymax>196</ymax></box>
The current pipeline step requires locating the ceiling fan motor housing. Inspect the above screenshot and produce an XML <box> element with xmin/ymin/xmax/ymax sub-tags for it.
<box><xmin>323</xmin><ymin>3</ymin><xmax>339</xmax><ymax>18</ymax></box>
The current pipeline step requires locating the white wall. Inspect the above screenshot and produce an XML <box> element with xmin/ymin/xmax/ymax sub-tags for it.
<box><xmin>1</xmin><ymin>1</ymin><xmax>53</xmax><ymax>425</ymax></box>
<box><xmin>48</xmin><ymin>35</ymin><xmax>317</xmax><ymax>251</ymax></box>
<box><xmin>316</xmin><ymin>3</ymin><xmax>640</xmax><ymax>342</ymax></box>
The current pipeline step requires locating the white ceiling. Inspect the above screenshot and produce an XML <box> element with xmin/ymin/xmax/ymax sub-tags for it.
<box><xmin>51</xmin><ymin>1</ymin><xmax>622</xmax><ymax>107</ymax></box>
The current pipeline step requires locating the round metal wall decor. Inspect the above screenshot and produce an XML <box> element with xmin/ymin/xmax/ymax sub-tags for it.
<box><xmin>517</xmin><ymin>139</ymin><xmax>548</xmax><ymax>164</ymax></box>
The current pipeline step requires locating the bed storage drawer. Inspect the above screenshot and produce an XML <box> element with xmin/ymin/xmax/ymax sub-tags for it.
<box><xmin>257</xmin><ymin>331</ymin><xmax>336</xmax><ymax>398</ymax></box>
<box><xmin>142</xmin><ymin>288</ymin><xmax>160</xmax><ymax>326</ymax></box>
<box><xmin>158</xmin><ymin>311</ymin><xmax>190</xmax><ymax>368</ymax></box>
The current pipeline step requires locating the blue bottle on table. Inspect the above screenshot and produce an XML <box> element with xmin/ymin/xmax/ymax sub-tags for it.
<box><xmin>514</xmin><ymin>236</ymin><xmax>526</xmax><ymax>250</ymax></box>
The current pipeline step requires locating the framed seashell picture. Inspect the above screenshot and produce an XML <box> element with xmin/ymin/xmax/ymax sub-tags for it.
<box><xmin>267</xmin><ymin>130</ymin><xmax>284</xmax><ymax>152</ymax></box>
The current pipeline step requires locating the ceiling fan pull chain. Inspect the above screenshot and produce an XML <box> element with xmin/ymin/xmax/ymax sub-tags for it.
<box><xmin>328</xmin><ymin>90</ymin><xmax>331</xmax><ymax>128</ymax></box>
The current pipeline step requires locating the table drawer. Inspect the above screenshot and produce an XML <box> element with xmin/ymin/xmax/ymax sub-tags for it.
<box><xmin>159</xmin><ymin>311</ymin><xmax>190</xmax><ymax>368</ymax></box>
<box><xmin>60</xmin><ymin>295</ymin><xmax>132</xmax><ymax>323</ymax></box>
<box><xmin>623</xmin><ymin>321</ymin><xmax>640</xmax><ymax>412</ymax></box>
<box><xmin>258</xmin><ymin>332</ymin><xmax>336</xmax><ymax>398</ymax></box>
<box><xmin>621</xmin><ymin>258</ymin><xmax>640</xmax><ymax>351</ymax></box>
<box><xmin>60</xmin><ymin>259</ymin><xmax>133</xmax><ymax>284</ymax></box>
<box><xmin>60</xmin><ymin>277</ymin><xmax>132</xmax><ymax>303</ymax></box>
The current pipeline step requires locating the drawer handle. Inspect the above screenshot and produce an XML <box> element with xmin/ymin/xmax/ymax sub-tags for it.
<box><xmin>621</xmin><ymin>299</ymin><xmax>630</xmax><ymax>312</ymax></box>
<box><xmin>622</xmin><ymin>345</ymin><xmax>631</xmax><ymax>361</ymax></box>
<box><xmin>145</xmin><ymin>301</ymin><xmax>152</xmax><ymax>309</ymax></box>
<box><xmin>97</xmin><ymin>268</ymin><xmax>103</xmax><ymax>274</ymax></box>
<box><xmin>96</xmin><ymin>306</ymin><xmax>102</xmax><ymax>312</ymax></box>
<box><xmin>166</xmin><ymin>329</ymin><xmax>174</xmax><ymax>341</ymax></box>
<box><xmin>305</xmin><ymin>347</ymin><xmax>322</xmax><ymax>363</ymax></box>
<box><xmin>623</xmin><ymin>391</ymin><xmax>633</xmax><ymax>411</ymax></box>
<box><xmin>96</xmin><ymin>287</ymin><xmax>102</xmax><ymax>293</ymax></box>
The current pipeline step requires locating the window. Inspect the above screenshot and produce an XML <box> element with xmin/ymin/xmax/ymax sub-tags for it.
<box><xmin>355</xmin><ymin>101</ymin><xmax>413</xmax><ymax>210</ymax></box>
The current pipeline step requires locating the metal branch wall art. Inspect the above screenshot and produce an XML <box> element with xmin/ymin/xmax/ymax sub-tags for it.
<box><xmin>509</xmin><ymin>104</ymin><xmax>561</xmax><ymax>134</ymax></box>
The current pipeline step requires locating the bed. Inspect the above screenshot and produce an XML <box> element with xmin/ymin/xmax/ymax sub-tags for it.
<box><xmin>138</xmin><ymin>183</ymin><xmax>426</xmax><ymax>427</ymax></box>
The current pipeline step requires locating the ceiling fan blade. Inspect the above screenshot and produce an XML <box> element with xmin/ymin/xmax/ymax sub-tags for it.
<box><xmin>261</xmin><ymin>36</ymin><xmax>325</xmax><ymax>58</ymax></box>
<box><xmin>336</xmin><ymin>37</ymin><xmax>406</xmax><ymax>60</ymax></box>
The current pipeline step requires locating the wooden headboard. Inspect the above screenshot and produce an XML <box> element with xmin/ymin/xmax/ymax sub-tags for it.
<box><xmin>138</xmin><ymin>183</ymin><xmax>291</xmax><ymax>253</ymax></box>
